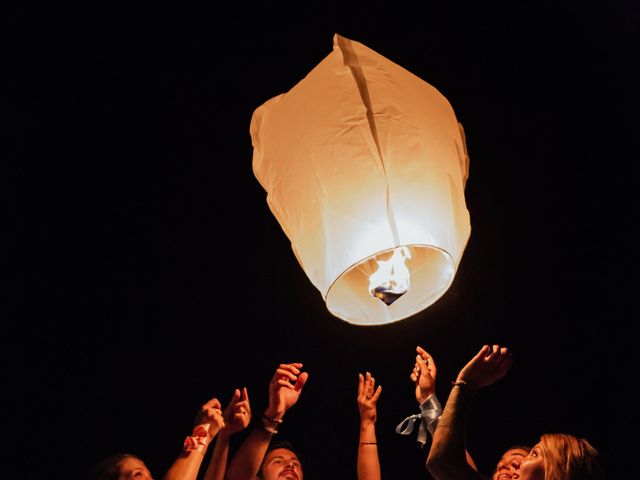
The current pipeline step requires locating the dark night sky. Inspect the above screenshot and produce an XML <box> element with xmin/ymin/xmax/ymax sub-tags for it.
<box><xmin>6</xmin><ymin>2</ymin><xmax>631</xmax><ymax>479</ymax></box>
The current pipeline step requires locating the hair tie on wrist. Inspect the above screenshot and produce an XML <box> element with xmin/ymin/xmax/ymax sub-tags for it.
<box><xmin>451</xmin><ymin>380</ymin><xmax>477</xmax><ymax>392</ymax></box>
<box><xmin>183</xmin><ymin>424</ymin><xmax>210</xmax><ymax>453</ymax></box>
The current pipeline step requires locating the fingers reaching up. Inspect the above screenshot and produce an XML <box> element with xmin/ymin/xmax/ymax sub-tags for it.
<box><xmin>358</xmin><ymin>371</ymin><xmax>382</xmax><ymax>425</ymax></box>
<box><xmin>411</xmin><ymin>346</ymin><xmax>437</xmax><ymax>404</ymax></box>
<box><xmin>457</xmin><ymin>344</ymin><xmax>513</xmax><ymax>390</ymax></box>
<box><xmin>195</xmin><ymin>397</ymin><xmax>225</xmax><ymax>440</ymax></box>
<box><xmin>358</xmin><ymin>372</ymin><xmax>382</xmax><ymax>403</ymax></box>
<box><xmin>265</xmin><ymin>362</ymin><xmax>309</xmax><ymax>419</ymax></box>
<box><xmin>222</xmin><ymin>387</ymin><xmax>251</xmax><ymax>435</ymax></box>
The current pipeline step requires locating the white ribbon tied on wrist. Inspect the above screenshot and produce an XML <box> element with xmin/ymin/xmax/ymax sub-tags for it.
<box><xmin>395</xmin><ymin>395</ymin><xmax>442</xmax><ymax>446</ymax></box>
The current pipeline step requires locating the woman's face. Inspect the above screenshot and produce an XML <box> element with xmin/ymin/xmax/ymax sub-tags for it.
<box><xmin>492</xmin><ymin>447</ymin><xmax>530</xmax><ymax>480</ymax></box>
<box><xmin>117</xmin><ymin>457</ymin><xmax>153</xmax><ymax>480</ymax></box>
<box><xmin>519</xmin><ymin>443</ymin><xmax>545</xmax><ymax>480</ymax></box>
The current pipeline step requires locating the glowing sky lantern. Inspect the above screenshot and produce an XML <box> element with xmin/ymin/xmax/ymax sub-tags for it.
<box><xmin>251</xmin><ymin>34</ymin><xmax>471</xmax><ymax>325</ymax></box>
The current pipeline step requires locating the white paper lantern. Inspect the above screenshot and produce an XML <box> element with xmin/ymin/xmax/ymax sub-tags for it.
<box><xmin>251</xmin><ymin>34</ymin><xmax>471</xmax><ymax>325</ymax></box>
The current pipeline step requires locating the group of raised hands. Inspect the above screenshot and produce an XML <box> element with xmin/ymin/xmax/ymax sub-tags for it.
<box><xmin>136</xmin><ymin>344</ymin><xmax>513</xmax><ymax>480</ymax></box>
<box><xmin>162</xmin><ymin>387</ymin><xmax>252</xmax><ymax>480</ymax></box>
<box><xmin>95</xmin><ymin>343</ymin><xmax>601</xmax><ymax>480</ymax></box>
<box><xmin>194</xmin><ymin>343</ymin><xmax>511</xmax><ymax>480</ymax></box>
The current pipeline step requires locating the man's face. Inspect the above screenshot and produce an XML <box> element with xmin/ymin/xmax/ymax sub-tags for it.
<box><xmin>261</xmin><ymin>447</ymin><xmax>303</xmax><ymax>480</ymax></box>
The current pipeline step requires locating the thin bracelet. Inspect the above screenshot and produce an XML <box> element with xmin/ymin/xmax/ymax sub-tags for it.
<box><xmin>359</xmin><ymin>441</ymin><xmax>377</xmax><ymax>445</ymax></box>
<box><xmin>262</xmin><ymin>414</ymin><xmax>284</xmax><ymax>424</ymax></box>
<box><xmin>258</xmin><ymin>426</ymin><xmax>278</xmax><ymax>436</ymax></box>
<box><xmin>258</xmin><ymin>425</ymin><xmax>278</xmax><ymax>435</ymax></box>
<box><xmin>452</xmin><ymin>380</ymin><xmax>468</xmax><ymax>388</ymax></box>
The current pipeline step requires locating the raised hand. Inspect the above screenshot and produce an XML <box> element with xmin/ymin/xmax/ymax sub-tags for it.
<box><xmin>456</xmin><ymin>344</ymin><xmax>513</xmax><ymax>389</ymax></box>
<box><xmin>410</xmin><ymin>346</ymin><xmax>437</xmax><ymax>404</ymax></box>
<box><xmin>221</xmin><ymin>387</ymin><xmax>251</xmax><ymax>435</ymax></box>
<box><xmin>357</xmin><ymin>372</ymin><xmax>382</xmax><ymax>427</ymax></box>
<box><xmin>264</xmin><ymin>362</ymin><xmax>309</xmax><ymax>419</ymax></box>
<box><xmin>194</xmin><ymin>397</ymin><xmax>225</xmax><ymax>441</ymax></box>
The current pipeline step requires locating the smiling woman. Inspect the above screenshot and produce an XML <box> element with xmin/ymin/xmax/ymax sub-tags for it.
<box><xmin>519</xmin><ymin>434</ymin><xmax>602</xmax><ymax>480</ymax></box>
<box><xmin>492</xmin><ymin>446</ymin><xmax>531</xmax><ymax>480</ymax></box>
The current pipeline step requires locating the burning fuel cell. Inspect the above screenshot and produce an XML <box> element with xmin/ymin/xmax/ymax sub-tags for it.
<box><xmin>369</xmin><ymin>247</ymin><xmax>411</xmax><ymax>305</ymax></box>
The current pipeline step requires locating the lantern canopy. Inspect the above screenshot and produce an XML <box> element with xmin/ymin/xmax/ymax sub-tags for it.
<box><xmin>251</xmin><ymin>34</ymin><xmax>471</xmax><ymax>325</ymax></box>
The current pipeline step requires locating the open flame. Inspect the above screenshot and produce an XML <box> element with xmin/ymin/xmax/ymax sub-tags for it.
<box><xmin>369</xmin><ymin>247</ymin><xmax>411</xmax><ymax>306</ymax></box>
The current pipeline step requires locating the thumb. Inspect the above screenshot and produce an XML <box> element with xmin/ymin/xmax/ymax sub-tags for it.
<box><xmin>294</xmin><ymin>371</ymin><xmax>309</xmax><ymax>391</ymax></box>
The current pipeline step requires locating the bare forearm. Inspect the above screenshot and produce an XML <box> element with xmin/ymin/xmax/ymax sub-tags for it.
<box><xmin>203</xmin><ymin>433</ymin><xmax>231</xmax><ymax>480</ymax></box>
<box><xmin>226</xmin><ymin>427</ymin><xmax>273</xmax><ymax>480</ymax></box>
<box><xmin>357</xmin><ymin>421</ymin><xmax>381</xmax><ymax>480</ymax></box>
<box><xmin>429</xmin><ymin>387</ymin><xmax>468</xmax><ymax>461</ymax></box>
<box><xmin>163</xmin><ymin>450</ymin><xmax>207</xmax><ymax>480</ymax></box>
<box><xmin>426</xmin><ymin>386</ymin><xmax>486</xmax><ymax>480</ymax></box>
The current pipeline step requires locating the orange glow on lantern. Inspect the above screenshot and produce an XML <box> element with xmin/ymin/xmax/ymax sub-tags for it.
<box><xmin>251</xmin><ymin>34</ymin><xmax>471</xmax><ymax>325</ymax></box>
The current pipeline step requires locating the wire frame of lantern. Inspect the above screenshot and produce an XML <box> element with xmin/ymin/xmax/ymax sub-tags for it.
<box><xmin>250</xmin><ymin>33</ymin><xmax>471</xmax><ymax>325</ymax></box>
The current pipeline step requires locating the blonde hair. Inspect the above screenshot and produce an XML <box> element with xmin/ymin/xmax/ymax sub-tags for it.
<box><xmin>538</xmin><ymin>433</ymin><xmax>602</xmax><ymax>480</ymax></box>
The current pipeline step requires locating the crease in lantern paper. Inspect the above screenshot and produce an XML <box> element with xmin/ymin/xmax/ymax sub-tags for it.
<box><xmin>335</xmin><ymin>34</ymin><xmax>401</xmax><ymax>249</ymax></box>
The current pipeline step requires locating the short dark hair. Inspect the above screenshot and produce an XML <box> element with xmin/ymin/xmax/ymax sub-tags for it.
<box><xmin>258</xmin><ymin>439</ymin><xmax>304</xmax><ymax>478</ymax></box>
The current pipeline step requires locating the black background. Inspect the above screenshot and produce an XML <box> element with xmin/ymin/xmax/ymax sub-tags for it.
<box><xmin>7</xmin><ymin>2</ymin><xmax>631</xmax><ymax>479</ymax></box>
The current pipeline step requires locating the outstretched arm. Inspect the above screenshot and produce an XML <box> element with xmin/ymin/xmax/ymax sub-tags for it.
<box><xmin>163</xmin><ymin>397</ymin><xmax>225</xmax><ymax>480</ymax></box>
<box><xmin>395</xmin><ymin>345</ymin><xmax>440</xmax><ymax>446</ymax></box>
<box><xmin>412</xmin><ymin>346</ymin><xmax>477</xmax><ymax>469</ymax></box>
<box><xmin>203</xmin><ymin>388</ymin><xmax>251</xmax><ymax>480</ymax></box>
<box><xmin>357</xmin><ymin>372</ymin><xmax>382</xmax><ymax>480</ymax></box>
<box><xmin>412</xmin><ymin>346</ymin><xmax>437</xmax><ymax>405</ymax></box>
<box><xmin>226</xmin><ymin>363</ymin><xmax>308</xmax><ymax>480</ymax></box>
<box><xmin>426</xmin><ymin>345</ymin><xmax>512</xmax><ymax>480</ymax></box>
